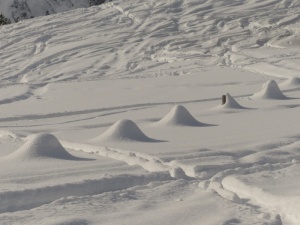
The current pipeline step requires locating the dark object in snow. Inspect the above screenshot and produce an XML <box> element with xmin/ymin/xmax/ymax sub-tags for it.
<box><xmin>222</xmin><ymin>95</ymin><xmax>226</xmax><ymax>105</ymax></box>
<box><xmin>89</xmin><ymin>0</ymin><xmax>111</xmax><ymax>7</ymax></box>
<box><xmin>0</xmin><ymin>14</ymin><xmax>11</xmax><ymax>26</ymax></box>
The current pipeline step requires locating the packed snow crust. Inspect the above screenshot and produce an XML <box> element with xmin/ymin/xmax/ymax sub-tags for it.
<box><xmin>1</xmin><ymin>0</ymin><xmax>300</xmax><ymax>224</ymax></box>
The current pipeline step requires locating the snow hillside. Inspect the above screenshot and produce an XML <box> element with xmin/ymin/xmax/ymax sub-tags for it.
<box><xmin>2</xmin><ymin>0</ymin><xmax>300</xmax><ymax>83</ymax></box>
<box><xmin>1</xmin><ymin>0</ymin><xmax>300</xmax><ymax>224</ymax></box>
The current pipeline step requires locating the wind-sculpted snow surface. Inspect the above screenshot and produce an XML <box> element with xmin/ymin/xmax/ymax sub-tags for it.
<box><xmin>2</xmin><ymin>0</ymin><xmax>300</xmax><ymax>225</ymax></box>
<box><xmin>2</xmin><ymin>0</ymin><xmax>300</xmax><ymax>83</ymax></box>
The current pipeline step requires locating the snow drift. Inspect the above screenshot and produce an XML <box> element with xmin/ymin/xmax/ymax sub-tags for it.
<box><xmin>155</xmin><ymin>105</ymin><xmax>207</xmax><ymax>127</ymax></box>
<box><xmin>91</xmin><ymin>119</ymin><xmax>160</xmax><ymax>143</ymax></box>
<box><xmin>251</xmin><ymin>80</ymin><xmax>287</xmax><ymax>100</ymax></box>
<box><xmin>3</xmin><ymin>133</ymin><xmax>77</xmax><ymax>161</ymax></box>
<box><xmin>280</xmin><ymin>77</ymin><xmax>300</xmax><ymax>88</ymax></box>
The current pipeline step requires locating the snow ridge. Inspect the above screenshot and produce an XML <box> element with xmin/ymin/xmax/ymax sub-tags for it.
<box><xmin>0</xmin><ymin>172</ymin><xmax>171</xmax><ymax>213</ymax></box>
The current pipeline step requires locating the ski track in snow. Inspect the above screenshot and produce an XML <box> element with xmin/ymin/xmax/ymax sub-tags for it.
<box><xmin>1</xmin><ymin>129</ymin><xmax>300</xmax><ymax>221</ymax></box>
<box><xmin>2</xmin><ymin>131</ymin><xmax>297</xmax><ymax>222</ymax></box>
<box><xmin>0</xmin><ymin>94</ymin><xmax>251</xmax><ymax>123</ymax></box>
<box><xmin>0</xmin><ymin>172</ymin><xmax>172</xmax><ymax>213</ymax></box>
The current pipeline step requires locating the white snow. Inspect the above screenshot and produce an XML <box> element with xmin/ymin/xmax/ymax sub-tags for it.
<box><xmin>154</xmin><ymin>105</ymin><xmax>207</xmax><ymax>127</ymax></box>
<box><xmin>222</xmin><ymin>164</ymin><xmax>300</xmax><ymax>225</ymax></box>
<box><xmin>251</xmin><ymin>80</ymin><xmax>288</xmax><ymax>100</ymax></box>
<box><xmin>214</xmin><ymin>93</ymin><xmax>247</xmax><ymax>110</ymax></box>
<box><xmin>90</xmin><ymin>119</ymin><xmax>160</xmax><ymax>143</ymax></box>
<box><xmin>4</xmin><ymin>133</ymin><xmax>76</xmax><ymax>161</ymax></box>
<box><xmin>1</xmin><ymin>0</ymin><xmax>300</xmax><ymax>224</ymax></box>
<box><xmin>280</xmin><ymin>77</ymin><xmax>300</xmax><ymax>88</ymax></box>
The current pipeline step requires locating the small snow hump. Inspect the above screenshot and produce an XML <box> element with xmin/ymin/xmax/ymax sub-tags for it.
<box><xmin>216</xmin><ymin>93</ymin><xmax>246</xmax><ymax>109</ymax></box>
<box><xmin>280</xmin><ymin>77</ymin><xmax>300</xmax><ymax>87</ymax></box>
<box><xmin>251</xmin><ymin>80</ymin><xmax>287</xmax><ymax>100</ymax></box>
<box><xmin>155</xmin><ymin>105</ymin><xmax>206</xmax><ymax>127</ymax></box>
<box><xmin>4</xmin><ymin>133</ymin><xmax>76</xmax><ymax>161</ymax></box>
<box><xmin>92</xmin><ymin>119</ymin><xmax>160</xmax><ymax>143</ymax></box>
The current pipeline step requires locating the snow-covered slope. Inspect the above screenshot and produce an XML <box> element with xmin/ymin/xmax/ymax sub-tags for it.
<box><xmin>2</xmin><ymin>0</ymin><xmax>300</xmax><ymax>225</ymax></box>
<box><xmin>0</xmin><ymin>0</ymin><xmax>108</xmax><ymax>22</ymax></box>
<box><xmin>1</xmin><ymin>0</ymin><xmax>300</xmax><ymax>84</ymax></box>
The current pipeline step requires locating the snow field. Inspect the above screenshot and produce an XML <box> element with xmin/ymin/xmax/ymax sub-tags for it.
<box><xmin>1</xmin><ymin>0</ymin><xmax>300</xmax><ymax>83</ymax></box>
<box><xmin>0</xmin><ymin>74</ymin><xmax>300</xmax><ymax>224</ymax></box>
<box><xmin>0</xmin><ymin>71</ymin><xmax>300</xmax><ymax>224</ymax></box>
<box><xmin>2</xmin><ymin>0</ymin><xmax>300</xmax><ymax>224</ymax></box>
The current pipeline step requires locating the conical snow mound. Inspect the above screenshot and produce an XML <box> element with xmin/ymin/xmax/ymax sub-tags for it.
<box><xmin>280</xmin><ymin>77</ymin><xmax>300</xmax><ymax>87</ymax></box>
<box><xmin>92</xmin><ymin>119</ymin><xmax>157</xmax><ymax>142</ymax></box>
<box><xmin>155</xmin><ymin>105</ymin><xmax>204</xmax><ymax>127</ymax></box>
<box><xmin>251</xmin><ymin>80</ymin><xmax>287</xmax><ymax>100</ymax></box>
<box><xmin>5</xmin><ymin>133</ymin><xmax>75</xmax><ymax>161</ymax></box>
<box><xmin>217</xmin><ymin>93</ymin><xmax>246</xmax><ymax>109</ymax></box>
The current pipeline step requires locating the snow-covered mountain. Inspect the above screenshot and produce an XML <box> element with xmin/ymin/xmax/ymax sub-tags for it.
<box><xmin>0</xmin><ymin>0</ymin><xmax>108</xmax><ymax>22</ymax></box>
